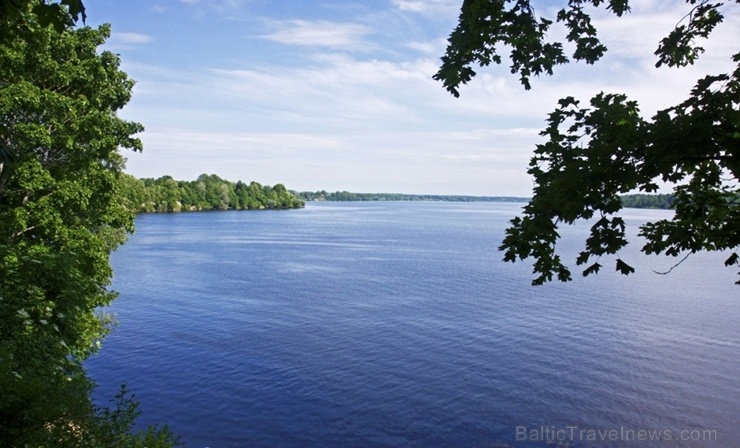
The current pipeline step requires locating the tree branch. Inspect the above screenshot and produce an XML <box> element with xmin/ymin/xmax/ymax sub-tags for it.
<box><xmin>10</xmin><ymin>224</ymin><xmax>38</xmax><ymax>239</ymax></box>
<box><xmin>652</xmin><ymin>252</ymin><xmax>692</xmax><ymax>276</ymax></box>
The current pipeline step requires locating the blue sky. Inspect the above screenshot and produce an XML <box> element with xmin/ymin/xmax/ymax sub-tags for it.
<box><xmin>86</xmin><ymin>0</ymin><xmax>739</xmax><ymax>195</ymax></box>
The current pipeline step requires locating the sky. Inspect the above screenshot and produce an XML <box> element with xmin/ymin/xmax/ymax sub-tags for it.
<box><xmin>85</xmin><ymin>0</ymin><xmax>739</xmax><ymax>196</ymax></box>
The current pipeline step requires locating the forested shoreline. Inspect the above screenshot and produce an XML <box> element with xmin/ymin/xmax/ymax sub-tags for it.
<box><xmin>118</xmin><ymin>178</ymin><xmax>676</xmax><ymax>211</ymax></box>
<box><xmin>120</xmin><ymin>173</ymin><xmax>305</xmax><ymax>213</ymax></box>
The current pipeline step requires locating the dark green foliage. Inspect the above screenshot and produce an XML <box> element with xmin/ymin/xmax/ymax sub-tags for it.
<box><xmin>654</xmin><ymin>0</ymin><xmax>726</xmax><ymax>68</ymax></box>
<box><xmin>120</xmin><ymin>173</ymin><xmax>304</xmax><ymax>213</ymax></box>
<box><xmin>436</xmin><ymin>0</ymin><xmax>739</xmax><ymax>284</ymax></box>
<box><xmin>89</xmin><ymin>385</ymin><xmax>181</xmax><ymax>448</ymax></box>
<box><xmin>0</xmin><ymin>0</ymin><xmax>86</xmax><ymax>33</ymax></box>
<box><xmin>1</xmin><ymin>373</ymin><xmax>180</xmax><ymax>447</ymax></box>
<box><xmin>1</xmin><ymin>4</ymin><xmax>178</xmax><ymax>445</ymax></box>
<box><xmin>434</xmin><ymin>0</ymin><xmax>631</xmax><ymax>95</ymax></box>
<box><xmin>1</xmin><ymin>17</ymin><xmax>139</xmax><ymax>413</ymax></box>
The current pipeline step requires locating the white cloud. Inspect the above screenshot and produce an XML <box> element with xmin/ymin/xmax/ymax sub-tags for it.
<box><xmin>141</xmin><ymin>128</ymin><xmax>344</xmax><ymax>156</ymax></box>
<box><xmin>392</xmin><ymin>0</ymin><xmax>458</xmax><ymax>15</ymax></box>
<box><xmin>124</xmin><ymin>125</ymin><xmax>537</xmax><ymax>195</ymax></box>
<box><xmin>118</xmin><ymin>58</ymin><xmax>542</xmax><ymax>195</ymax></box>
<box><xmin>261</xmin><ymin>20</ymin><xmax>372</xmax><ymax>49</ymax></box>
<box><xmin>112</xmin><ymin>32</ymin><xmax>153</xmax><ymax>45</ymax></box>
<box><xmin>112</xmin><ymin>0</ymin><xmax>739</xmax><ymax>195</ymax></box>
<box><xmin>405</xmin><ymin>39</ymin><xmax>446</xmax><ymax>55</ymax></box>
<box><xmin>179</xmin><ymin>0</ymin><xmax>244</xmax><ymax>7</ymax></box>
<box><xmin>205</xmin><ymin>55</ymin><xmax>445</xmax><ymax>129</ymax></box>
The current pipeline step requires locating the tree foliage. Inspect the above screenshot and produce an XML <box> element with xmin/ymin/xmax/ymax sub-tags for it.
<box><xmin>0</xmin><ymin>0</ymin><xmax>86</xmax><ymax>32</ymax></box>
<box><xmin>120</xmin><ymin>173</ymin><xmax>305</xmax><ymax>213</ymax></box>
<box><xmin>435</xmin><ymin>0</ymin><xmax>739</xmax><ymax>284</ymax></box>
<box><xmin>0</xmin><ymin>3</ymin><xmax>178</xmax><ymax>446</ymax></box>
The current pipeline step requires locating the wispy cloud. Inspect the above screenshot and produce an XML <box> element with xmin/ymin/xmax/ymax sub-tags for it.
<box><xmin>111</xmin><ymin>32</ymin><xmax>153</xmax><ymax>45</ymax></box>
<box><xmin>261</xmin><ymin>20</ymin><xmax>372</xmax><ymax>49</ymax></box>
<box><xmin>179</xmin><ymin>0</ymin><xmax>244</xmax><ymax>6</ymax></box>
<box><xmin>100</xmin><ymin>0</ymin><xmax>739</xmax><ymax>195</ymax></box>
<box><xmin>124</xmin><ymin>125</ymin><xmax>538</xmax><ymax>195</ymax></box>
<box><xmin>392</xmin><ymin>0</ymin><xmax>459</xmax><ymax>15</ymax></box>
<box><xmin>405</xmin><ymin>39</ymin><xmax>446</xmax><ymax>55</ymax></box>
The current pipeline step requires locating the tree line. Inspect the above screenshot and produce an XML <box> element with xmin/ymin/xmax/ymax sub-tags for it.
<box><xmin>295</xmin><ymin>190</ymin><xmax>529</xmax><ymax>202</ymax></box>
<box><xmin>121</xmin><ymin>173</ymin><xmax>304</xmax><ymax>213</ymax></box>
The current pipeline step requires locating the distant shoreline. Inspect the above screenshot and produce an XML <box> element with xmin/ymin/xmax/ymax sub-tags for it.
<box><xmin>294</xmin><ymin>191</ymin><xmax>529</xmax><ymax>203</ymax></box>
<box><xmin>293</xmin><ymin>191</ymin><xmax>674</xmax><ymax>209</ymax></box>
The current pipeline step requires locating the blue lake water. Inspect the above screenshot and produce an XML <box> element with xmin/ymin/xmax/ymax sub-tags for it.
<box><xmin>86</xmin><ymin>202</ymin><xmax>739</xmax><ymax>447</ymax></box>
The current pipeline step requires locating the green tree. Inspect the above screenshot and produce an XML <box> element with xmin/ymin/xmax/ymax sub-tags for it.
<box><xmin>435</xmin><ymin>0</ymin><xmax>739</xmax><ymax>284</ymax></box>
<box><xmin>154</xmin><ymin>176</ymin><xmax>183</xmax><ymax>212</ymax></box>
<box><xmin>117</xmin><ymin>174</ymin><xmax>305</xmax><ymax>213</ymax></box>
<box><xmin>0</xmin><ymin>5</ymin><xmax>178</xmax><ymax>446</ymax></box>
<box><xmin>248</xmin><ymin>181</ymin><xmax>266</xmax><ymax>209</ymax></box>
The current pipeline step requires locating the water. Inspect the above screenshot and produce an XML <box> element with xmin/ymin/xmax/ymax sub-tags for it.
<box><xmin>86</xmin><ymin>202</ymin><xmax>739</xmax><ymax>447</ymax></box>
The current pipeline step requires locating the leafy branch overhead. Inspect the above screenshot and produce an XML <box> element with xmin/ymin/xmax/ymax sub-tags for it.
<box><xmin>436</xmin><ymin>0</ymin><xmax>739</xmax><ymax>284</ymax></box>
<box><xmin>0</xmin><ymin>0</ymin><xmax>86</xmax><ymax>31</ymax></box>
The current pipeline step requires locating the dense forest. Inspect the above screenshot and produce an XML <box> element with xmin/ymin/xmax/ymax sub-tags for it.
<box><xmin>120</xmin><ymin>173</ymin><xmax>304</xmax><ymax>213</ymax></box>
